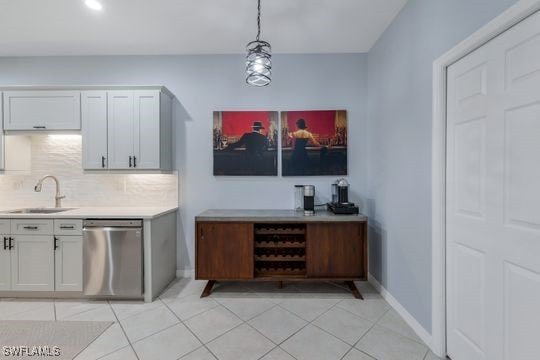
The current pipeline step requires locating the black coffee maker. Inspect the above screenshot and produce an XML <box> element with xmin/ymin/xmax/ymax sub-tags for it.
<box><xmin>327</xmin><ymin>178</ymin><xmax>359</xmax><ymax>215</ymax></box>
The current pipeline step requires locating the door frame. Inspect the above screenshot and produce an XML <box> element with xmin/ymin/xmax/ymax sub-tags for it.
<box><xmin>431</xmin><ymin>0</ymin><xmax>540</xmax><ymax>357</ymax></box>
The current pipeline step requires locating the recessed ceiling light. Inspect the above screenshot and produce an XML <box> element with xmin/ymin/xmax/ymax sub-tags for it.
<box><xmin>84</xmin><ymin>0</ymin><xmax>103</xmax><ymax>11</ymax></box>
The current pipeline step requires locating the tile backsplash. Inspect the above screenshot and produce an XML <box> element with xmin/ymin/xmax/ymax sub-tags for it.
<box><xmin>0</xmin><ymin>134</ymin><xmax>178</xmax><ymax>208</ymax></box>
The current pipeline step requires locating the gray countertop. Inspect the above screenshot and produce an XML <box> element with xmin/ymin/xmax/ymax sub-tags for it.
<box><xmin>196</xmin><ymin>209</ymin><xmax>367</xmax><ymax>222</ymax></box>
<box><xmin>0</xmin><ymin>206</ymin><xmax>179</xmax><ymax>219</ymax></box>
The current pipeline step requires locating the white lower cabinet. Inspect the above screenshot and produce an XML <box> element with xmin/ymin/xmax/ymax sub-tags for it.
<box><xmin>55</xmin><ymin>235</ymin><xmax>83</xmax><ymax>291</ymax></box>
<box><xmin>0</xmin><ymin>235</ymin><xmax>11</xmax><ymax>290</ymax></box>
<box><xmin>11</xmin><ymin>235</ymin><xmax>55</xmax><ymax>291</ymax></box>
<box><xmin>0</xmin><ymin>219</ymin><xmax>83</xmax><ymax>292</ymax></box>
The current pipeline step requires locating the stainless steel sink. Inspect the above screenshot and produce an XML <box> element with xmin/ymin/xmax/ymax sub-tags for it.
<box><xmin>5</xmin><ymin>208</ymin><xmax>75</xmax><ymax>214</ymax></box>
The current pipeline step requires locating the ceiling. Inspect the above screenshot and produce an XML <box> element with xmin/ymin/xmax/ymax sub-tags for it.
<box><xmin>0</xmin><ymin>0</ymin><xmax>408</xmax><ymax>56</ymax></box>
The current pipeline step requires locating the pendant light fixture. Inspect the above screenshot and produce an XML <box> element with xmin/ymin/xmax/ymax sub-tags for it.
<box><xmin>246</xmin><ymin>0</ymin><xmax>272</xmax><ymax>87</ymax></box>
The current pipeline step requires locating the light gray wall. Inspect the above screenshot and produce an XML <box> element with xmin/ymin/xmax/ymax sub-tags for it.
<box><xmin>0</xmin><ymin>53</ymin><xmax>368</xmax><ymax>271</ymax></box>
<box><xmin>366</xmin><ymin>0</ymin><xmax>517</xmax><ymax>332</ymax></box>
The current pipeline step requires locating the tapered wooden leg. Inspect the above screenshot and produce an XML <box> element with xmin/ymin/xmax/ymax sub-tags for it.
<box><xmin>345</xmin><ymin>281</ymin><xmax>364</xmax><ymax>300</ymax></box>
<box><xmin>201</xmin><ymin>280</ymin><xmax>216</xmax><ymax>298</ymax></box>
<box><xmin>277</xmin><ymin>280</ymin><xmax>283</xmax><ymax>289</ymax></box>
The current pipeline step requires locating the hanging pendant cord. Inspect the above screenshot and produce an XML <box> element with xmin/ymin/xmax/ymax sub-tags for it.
<box><xmin>256</xmin><ymin>0</ymin><xmax>261</xmax><ymax>41</ymax></box>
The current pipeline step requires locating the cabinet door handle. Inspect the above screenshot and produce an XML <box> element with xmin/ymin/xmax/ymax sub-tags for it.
<box><xmin>133</xmin><ymin>156</ymin><xmax>137</xmax><ymax>168</ymax></box>
<box><xmin>60</xmin><ymin>225</ymin><xmax>75</xmax><ymax>230</ymax></box>
<box><xmin>23</xmin><ymin>226</ymin><xmax>38</xmax><ymax>230</ymax></box>
<box><xmin>54</xmin><ymin>236</ymin><xmax>59</xmax><ymax>250</ymax></box>
<box><xmin>9</xmin><ymin>237</ymin><xmax>14</xmax><ymax>250</ymax></box>
<box><xmin>129</xmin><ymin>156</ymin><xmax>132</xmax><ymax>167</ymax></box>
<box><xmin>3</xmin><ymin>237</ymin><xmax>7</xmax><ymax>250</ymax></box>
<box><xmin>33</xmin><ymin>126</ymin><xmax>46</xmax><ymax>129</ymax></box>
<box><xmin>102</xmin><ymin>156</ymin><xmax>106</xmax><ymax>168</ymax></box>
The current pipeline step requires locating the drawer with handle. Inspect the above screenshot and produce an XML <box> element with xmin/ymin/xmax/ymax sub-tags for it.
<box><xmin>0</xmin><ymin>219</ymin><xmax>10</xmax><ymax>234</ymax></box>
<box><xmin>54</xmin><ymin>219</ymin><xmax>83</xmax><ymax>235</ymax></box>
<box><xmin>11</xmin><ymin>219</ymin><xmax>54</xmax><ymax>235</ymax></box>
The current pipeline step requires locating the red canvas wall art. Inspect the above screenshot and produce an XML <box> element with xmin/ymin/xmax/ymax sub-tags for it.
<box><xmin>213</xmin><ymin>111</ymin><xmax>278</xmax><ymax>176</ymax></box>
<box><xmin>281</xmin><ymin>110</ymin><xmax>347</xmax><ymax>176</ymax></box>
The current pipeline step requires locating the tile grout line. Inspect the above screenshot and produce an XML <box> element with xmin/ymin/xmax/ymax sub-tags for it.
<box><xmin>107</xmin><ymin>299</ymin><xmax>141</xmax><ymax>360</ymax></box>
<box><xmin>265</xmin><ymin>297</ymin><xmax>347</xmax><ymax>359</ymax></box>
<box><xmin>1</xmin><ymin>299</ymin><xmax>54</xmax><ymax>319</ymax></box>
<box><xmin>163</xmin><ymin>280</ymin><xmax>391</xmax><ymax>360</ymax></box>
<box><xmin>54</xmin><ymin>300</ymin><xmax>107</xmax><ymax>321</ymax></box>
<box><xmin>335</xmin><ymin>299</ymin><xmax>389</xmax><ymax>324</ymax></box>
<box><xmin>174</xmin><ymin>345</ymin><xmax>214</xmax><ymax>360</ymax></box>
<box><xmin>208</xmin><ymin>302</ymin><xmax>301</xmax><ymax>360</ymax></box>
<box><xmin>370</xmin><ymin>307</ymin><xmax>430</xmax><ymax>349</ymax></box>
<box><xmin>346</xmin><ymin>308</ymin><xmax>392</xmax><ymax>360</ymax></box>
<box><xmin>255</xmin><ymin>345</ymin><xmax>280</xmax><ymax>360</ymax></box>
<box><xmin>179</xmin><ymin>297</ymin><xmax>300</xmax><ymax>360</ymax></box>
<box><xmin>168</xmin><ymin>296</ymin><xmax>295</xmax><ymax>360</ymax></box>
<box><xmin>374</xmin><ymin>319</ymin><xmax>427</xmax><ymax>346</ymax></box>
<box><xmin>260</xmin><ymin>299</ymin><xmax>352</xmax><ymax>359</ymax></box>
<box><xmin>338</xmin><ymin>347</ymin><xmax>357</xmax><ymax>360</ymax></box>
<box><xmin>160</xmin><ymin>297</ymin><xmax>221</xmax><ymax>360</ymax></box>
<box><xmin>180</xmin><ymin>303</ymin><xmax>220</xmax><ymax>322</ymax></box>
<box><xmin>94</xmin><ymin>345</ymin><xmax>133</xmax><ymax>360</ymax></box>
<box><xmin>344</xmin><ymin>347</ymin><xmax>378</xmax><ymax>360</ymax></box>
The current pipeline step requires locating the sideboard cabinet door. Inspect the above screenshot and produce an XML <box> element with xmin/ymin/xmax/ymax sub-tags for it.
<box><xmin>196</xmin><ymin>223</ymin><xmax>254</xmax><ymax>280</ymax></box>
<box><xmin>306</xmin><ymin>223</ymin><xmax>366</xmax><ymax>279</ymax></box>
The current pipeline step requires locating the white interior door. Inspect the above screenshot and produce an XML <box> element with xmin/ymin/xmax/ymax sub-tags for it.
<box><xmin>446</xmin><ymin>11</ymin><xmax>540</xmax><ymax>360</ymax></box>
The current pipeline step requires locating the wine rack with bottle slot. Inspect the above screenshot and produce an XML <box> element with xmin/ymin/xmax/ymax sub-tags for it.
<box><xmin>254</xmin><ymin>223</ymin><xmax>306</xmax><ymax>277</ymax></box>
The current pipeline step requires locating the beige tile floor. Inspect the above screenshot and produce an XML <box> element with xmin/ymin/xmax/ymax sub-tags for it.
<box><xmin>0</xmin><ymin>279</ymin><xmax>445</xmax><ymax>360</ymax></box>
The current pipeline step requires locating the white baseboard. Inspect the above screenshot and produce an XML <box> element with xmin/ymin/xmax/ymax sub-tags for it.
<box><xmin>176</xmin><ymin>269</ymin><xmax>194</xmax><ymax>278</ymax></box>
<box><xmin>368</xmin><ymin>273</ymin><xmax>433</xmax><ymax>350</ymax></box>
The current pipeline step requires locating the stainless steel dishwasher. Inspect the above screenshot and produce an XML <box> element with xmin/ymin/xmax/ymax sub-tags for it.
<box><xmin>83</xmin><ymin>219</ymin><xmax>143</xmax><ymax>297</ymax></box>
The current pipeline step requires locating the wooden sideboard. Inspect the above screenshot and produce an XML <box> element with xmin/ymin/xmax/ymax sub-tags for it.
<box><xmin>195</xmin><ymin>210</ymin><xmax>368</xmax><ymax>299</ymax></box>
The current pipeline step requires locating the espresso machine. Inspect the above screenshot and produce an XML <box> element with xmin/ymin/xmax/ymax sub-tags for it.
<box><xmin>327</xmin><ymin>178</ymin><xmax>359</xmax><ymax>215</ymax></box>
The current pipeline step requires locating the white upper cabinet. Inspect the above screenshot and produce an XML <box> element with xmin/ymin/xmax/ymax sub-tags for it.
<box><xmin>3</xmin><ymin>91</ymin><xmax>81</xmax><ymax>130</ymax></box>
<box><xmin>134</xmin><ymin>90</ymin><xmax>160</xmax><ymax>169</ymax></box>
<box><xmin>0</xmin><ymin>91</ymin><xmax>4</xmax><ymax>170</ymax></box>
<box><xmin>81</xmin><ymin>91</ymin><xmax>108</xmax><ymax>169</ymax></box>
<box><xmin>0</xmin><ymin>86</ymin><xmax>172</xmax><ymax>172</ymax></box>
<box><xmin>107</xmin><ymin>91</ymin><xmax>135</xmax><ymax>169</ymax></box>
<box><xmin>82</xmin><ymin>88</ymin><xmax>172</xmax><ymax>171</ymax></box>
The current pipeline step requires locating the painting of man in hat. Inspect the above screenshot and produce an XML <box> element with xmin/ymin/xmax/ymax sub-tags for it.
<box><xmin>226</xmin><ymin>121</ymin><xmax>268</xmax><ymax>157</ymax></box>
<box><xmin>213</xmin><ymin>111</ymin><xmax>278</xmax><ymax>176</ymax></box>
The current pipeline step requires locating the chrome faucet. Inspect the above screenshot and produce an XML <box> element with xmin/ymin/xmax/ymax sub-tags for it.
<box><xmin>34</xmin><ymin>175</ymin><xmax>66</xmax><ymax>208</ymax></box>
